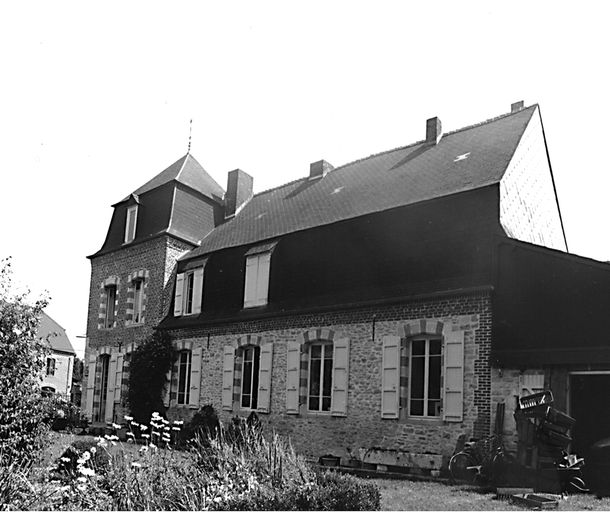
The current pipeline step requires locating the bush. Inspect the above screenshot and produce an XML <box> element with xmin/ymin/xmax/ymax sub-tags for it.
<box><xmin>180</xmin><ymin>404</ymin><xmax>220</xmax><ymax>445</ymax></box>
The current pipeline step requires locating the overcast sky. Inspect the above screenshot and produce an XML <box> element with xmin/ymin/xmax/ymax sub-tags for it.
<box><xmin>1</xmin><ymin>1</ymin><xmax>608</xmax><ymax>358</ymax></box>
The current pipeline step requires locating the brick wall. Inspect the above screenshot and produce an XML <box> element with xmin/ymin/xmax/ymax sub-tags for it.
<box><xmin>167</xmin><ymin>291</ymin><xmax>492</xmax><ymax>463</ymax></box>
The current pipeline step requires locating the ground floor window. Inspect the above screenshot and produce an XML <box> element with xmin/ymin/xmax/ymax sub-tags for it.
<box><xmin>177</xmin><ymin>350</ymin><xmax>192</xmax><ymax>405</ymax></box>
<box><xmin>409</xmin><ymin>337</ymin><xmax>442</xmax><ymax>417</ymax></box>
<box><xmin>241</xmin><ymin>346</ymin><xmax>260</xmax><ymax>409</ymax></box>
<box><xmin>308</xmin><ymin>343</ymin><xmax>333</xmax><ymax>412</ymax></box>
<box><xmin>95</xmin><ymin>355</ymin><xmax>110</xmax><ymax>422</ymax></box>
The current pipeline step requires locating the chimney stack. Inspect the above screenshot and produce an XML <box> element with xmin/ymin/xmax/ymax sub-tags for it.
<box><xmin>309</xmin><ymin>159</ymin><xmax>334</xmax><ymax>180</ymax></box>
<box><xmin>426</xmin><ymin>117</ymin><xmax>442</xmax><ymax>145</ymax></box>
<box><xmin>511</xmin><ymin>101</ymin><xmax>525</xmax><ymax>113</ymax></box>
<box><xmin>225</xmin><ymin>169</ymin><xmax>253</xmax><ymax>218</ymax></box>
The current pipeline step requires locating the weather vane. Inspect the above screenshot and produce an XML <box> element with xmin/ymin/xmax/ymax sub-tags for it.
<box><xmin>187</xmin><ymin>119</ymin><xmax>193</xmax><ymax>154</ymax></box>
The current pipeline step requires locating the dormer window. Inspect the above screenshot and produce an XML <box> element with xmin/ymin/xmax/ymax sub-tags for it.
<box><xmin>243</xmin><ymin>241</ymin><xmax>277</xmax><ymax>308</ymax></box>
<box><xmin>125</xmin><ymin>205</ymin><xmax>138</xmax><ymax>243</ymax></box>
<box><xmin>174</xmin><ymin>259</ymin><xmax>207</xmax><ymax>317</ymax></box>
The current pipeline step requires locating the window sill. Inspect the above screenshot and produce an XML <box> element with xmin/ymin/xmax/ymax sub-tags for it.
<box><xmin>404</xmin><ymin>416</ymin><xmax>444</xmax><ymax>425</ymax></box>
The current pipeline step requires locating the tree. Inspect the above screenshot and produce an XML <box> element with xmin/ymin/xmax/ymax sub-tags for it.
<box><xmin>0</xmin><ymin>257</ymin><xmax>51</xmax><ymax>462</ymax></box>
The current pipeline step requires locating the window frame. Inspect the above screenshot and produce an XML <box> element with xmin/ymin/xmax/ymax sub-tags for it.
<box><xmin>124</xmin><ymin>205</ymin><xmax>138</xmax><ymax>243</ymax></box>
<box><xmin>408</xmin><ymin>336</ymin><xmax>442</xmax><ymax>419</ymax></box>
<box><xmin>183</xmin><ymin>270</ymin><xmax>196</xmax><ymax>315</ymax></box>
<box><xmin>176</xmin><ymin>350</ymin><xmax>192</xmax><ymax>406</ymax></box>
<box><xmin>133</xmin><ymin>278</ymin><xmax>144</xmax><ymax>323</ymax></box>
<box><xmin>243</xmin><ymin>252</ymin><xmax>271</xmax><ymax>308</ymax></box>
<box><xmin>307</xmin><ymin>342</ymin><xmax>334</xmax><ymax>413</ymax></box>
<box><xmin>240</xmin><ymin>345</ymin><xmax>261</xmax><ymax>410</ymax></box>
<box><xmin>104</xmin><ymin>285</ymin><xmax>117</xmax><ymax>329</ymax></box>
<box><xmin>96</xmin><ymin>355</ymin><xmax>111</xmax><ymax>422</ymax></box>
<box><xmin>46</xmin><ymin>357</ymin><xmax>56</xmax><ymax>376</ymax></box>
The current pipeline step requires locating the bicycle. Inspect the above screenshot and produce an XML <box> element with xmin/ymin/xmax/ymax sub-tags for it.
<box><xmin>449</xmin><ymin>434</ymin><xmax>508</xmax><ymax>484</ymax></box>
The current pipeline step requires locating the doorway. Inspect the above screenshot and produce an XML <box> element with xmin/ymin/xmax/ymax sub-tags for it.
<box><xmin>569</xmin><ymin>372</ymin><xmax>610</xmax><ymax>459</ymax></box>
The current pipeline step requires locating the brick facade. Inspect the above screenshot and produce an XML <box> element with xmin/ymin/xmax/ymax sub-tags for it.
<box><xmin>165</xmin><ymin>291</ymin><xmax>492</xmax><ymax>463</ymax></box>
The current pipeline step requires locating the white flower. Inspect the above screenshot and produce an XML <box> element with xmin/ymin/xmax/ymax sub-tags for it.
<box><xmin>124</xmin><ymin>415</ymin><xmax>134</xmax><ymax>421</ymax></box>
<box><xmin>173</xmin><ymin>420</ymin><xmax>184</xmax><ymax>425</ymax></box>
<box><xmin>108</xmin><ymin>435</ymin><xmax>119</xmax><ymax>441</ymax></box>
<box><xmin>152</xmin><ymin>411</ymin><xmax>161</xmax><ymax>418</ymax></box>
<box><xmin>76</xmin><ymin>476</ymin><xmax>87</xmax><ymax>483</ymax></box>
<box><xmin>172</xmin><ymin>426</ymin><xmax>181</xmax><ymax>431</ymax></box>
<box><xmin>81</xmin><ymin>451</ymin><xmax>91</xmax><ymax>461</ymax></box>
<box><xmin>150</xmin><ymin>443</ymin><xmax>158</xmax><ymax>449</ymax></box>
<box><xmin>60</xmin><ymin>457</ymin><xmax>71</xmax><ymax>463</ymax></box>
<box><xmin>97</xmin><ymin>438</ymin><xmax>108</xmax><ymax>447</ymax></box>
<box><xmin>112</xmin><ymin>422</ymin><xmax>122</xmax><ymax>430</ymax></box>
<box><xmin>130</xmin><ymin>421</ymin><xmax>140</xmax><ymax>427</ymax></box>
<box><xmin>140</xmin><ymin>424</ymin><xmax>148</xmax><ymax>431</ymax></box>
<box><xmin>141</xmin><ymin>433</ymin><xmax>150</xmax><ymax>439</ymax></box>
<box><xmin>79</xmin><ymin>467</ymin><xmax>95</xmax><ymax>477</ymax></box>
<box><xmin>126</xmin><ymin>432</ymin><xmax>135</xmax><ymax>438</ymax></box>
<box><xmin>131</xmin><ymin>462</ymin><xmax>142</xmax><ymax>468</ymax></box>
<box><xmin>77</xmin><ymin>484</ymin><xmax>87</xmax><ymax>491</ymax></box>
<box><xmin>139</xmin><ymin>446</ymin><xmax>149</xmax><ymax>453</ymax></box>
<box><xmin>90</xmin><ymin>447</ymin><xmax>97</xmax><ymax>454</ymax></box>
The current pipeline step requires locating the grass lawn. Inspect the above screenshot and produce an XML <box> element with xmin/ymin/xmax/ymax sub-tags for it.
<box><xmin>378</xmin><ymin>478</ymin><xmax>610</xmax><ymax>511</ymax></box>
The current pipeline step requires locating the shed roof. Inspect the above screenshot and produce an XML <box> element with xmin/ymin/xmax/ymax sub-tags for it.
<box><xmin>38</xmin><ymin>312</ymin><xmax>76</xmax><ymax>355</ymax></box>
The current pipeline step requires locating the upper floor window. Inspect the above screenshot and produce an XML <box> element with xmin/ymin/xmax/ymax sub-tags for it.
<box><xmin>409</xmin><ymin>337</ymin><xmax>442</xmax><ymax>418</ymax></box>
<box><xmin>177</xmin><ymin>350</ymin><xmax>192</xmax><ymax>405</ymax></box>
<box><xmin>174</xmin><ymin>262</ymin><xmax>206</xmax><ymax>317</ymax></box>
<box><xmin>133</xmin><ymin>279</ymin><xmax>144</xmax><ymax>323</ymax></box>
<box><xmin>104</xmin><ymin>285</ymin><xmax>117</xmax><ymax>329</ymax></box>
<box><xmin>241</xmin><ymin>346</ymin><xmax>260</xmax><ymax>409</ymax></box>
<box><xmin>124</xmin><ymin>205</ymin><xmax>138</xmax><ymax>243</ymax></box>
<box><xmin>308</xmin><ymin>343</ymin><xmax>333</xmax><ymax>412</ymax></box>
<box><xmin>46</xmin><ymin>357</ymin><xmax>56</xmax><ymax>376</ymax></box>
<box><xmin>243</xmin><ymin>241</ymin><xmax>277</xmax><ymax>309</ymax></box>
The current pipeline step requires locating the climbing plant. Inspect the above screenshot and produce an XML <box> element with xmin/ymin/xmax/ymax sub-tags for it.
<box><xmin>127</xmin><ymin>331</ymin><xmax>176</xmax><ymax>423</ymax></box>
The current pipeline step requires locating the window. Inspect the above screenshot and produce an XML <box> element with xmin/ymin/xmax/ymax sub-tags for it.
<box><xmin>124</xmin><ymin>205</ymin><xmax>138</xmax><ymax>243</ymax></box>
<box><xmin>174</xmin><ymin>265</ymin><xmax>205</xmax><ymax>317</ymax></box>
<box><xmin>104</xmin><ymin>285</ymin><xmax>116</xmax><ymax>328</ymax></box>
<box><xmin>244</xmin><ymin>252</ymin><xmax>271</xmax><ymax>308</ymax></box>
<box><xmin>409</xmin><ymin>337</ymin><xmax>442</xmax><ymax>418</ymax></box>
<box><xmin>308</xmin><ymin>343</ymin><xmax>333</xmax><ymax>412</ymax></box>
<box><xmin>133</xmin><ymin>279</ymin><xmax>144</xmax><ymax>323</ymax></box>
<box><xmin>177</xmin><ymin>351</ymin><xmax>192</xmax><ymax>405</ymax></box>
<box><xmin>241</xmin><ymin>346</ymin><xmax>260</xmax><ymax>409</ymax></box>
<box><xmin>95</xmin><ymin>355</ymin><xmax>110</xmax><ymax>422</ymax></box>
<box><xmin>183</xmin><ymin>271</ymin><xmax>195</xmax><ymax>315</ymax></box>
<box><xmin>46</xmin><ymin>357</ymin><xmax>56</xmax><ymax>376</ymax></box>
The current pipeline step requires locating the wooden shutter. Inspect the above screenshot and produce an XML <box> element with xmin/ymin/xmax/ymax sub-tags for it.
<box><xmin>105</xmin><ymin>352</ymin><xmax>118</xmax><ymax>423</ymax></box>
<box><xmin>192</xmin><ymin>267</ymin><xmax>204</xmax><ymax>314</ymax></box>
<box><xmin>114</xmin><ymin>353</ymin><xmax>124</xmax><ymax>404</ymax></box>
<box><xmin>163</xmin><ymin>367</ymin><xmax>172</xmax><ymax>408</ymax></box>
<box><xmin>255</xmin><ymin>253</ymin><xmax>271</xmax><ymax>305</ymax></box>
<box><xmin>189</xmin><ymin>346</ymin><xmax>202</xmax><ymax>408</ymax></box>
<box><xmin>222</xmin><ymin>345</ymin><xmax>235</xmax><ymax>411</ymax></box>
<box><xmin>286</xmin><ymin>341</ymin><xmax>301</xmax><ymax>414</ymax></box>
<box><xmin>85</xmin><ymin>354</ymin><xmax>97</xmax><ymax>420</ymax></box>
<box><xmin>381</xmin><ymin>335</ymin><xmax>401</xmax><ymax>419</ymax></box>
<box><xmin>174</xmin><ymin>273</ymin><xmax>184</xmax><ymax>316</ymax></box>
<box><xmin>331</xmin><ymin>337</ymin><xmax>350</xmax><ymax>417</ymax></box>
<box><xmin>243</xmin><ymin>256</ymin><xmax>258</xmax><ymax>308</ymax></box>
<box><xmin>443</xmin><ymin>329</ymin><xmax>465</xmax><ymax>422</ymax></box>
<box><xmin>257</xmin><ymin>342</ymin><xmax>274</xmax><ymax>413</ymax></box>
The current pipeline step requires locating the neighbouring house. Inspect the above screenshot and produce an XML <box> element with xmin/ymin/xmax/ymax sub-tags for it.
<box><xmin>83</xmin><ymin>101</ymin><xmax>610</xmax><ymax>468</ymax></box>
<box><xmin>39</xmin><ymin>312</ymin><xmax>76</xmax><ymax>396</ymax></box>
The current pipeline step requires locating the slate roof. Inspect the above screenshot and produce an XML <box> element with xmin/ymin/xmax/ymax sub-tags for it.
<box><xmin>184</xmin><ymin>105</ymin><xmax>537</xmax><ymax>260</ymax></box>
<box><xmin>117</xmin><ymin>153</ymin><xmax>225</xmax><ymax>204</ymax></box>
<box><xmin>38</xmin><ymin>312</ymin><xmax>76</xmax><ymax>355</ymax></box>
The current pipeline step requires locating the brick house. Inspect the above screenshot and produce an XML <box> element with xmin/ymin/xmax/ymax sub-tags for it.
<box><xmin>39</xmin><ymin>312</ymin><xmax>76</xmax><ymax>396</ymax></box>
<box><xmin>83</xmin><ymin>102</ymin><xmax>610</xmax><ymax>465</ymax></box>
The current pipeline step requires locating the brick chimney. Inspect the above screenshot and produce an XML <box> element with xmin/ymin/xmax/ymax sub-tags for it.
<box><xmin>309</xmin><ymin>159</ymin><xmax>334</xmax><ymax>180</ymax></box>
<box><xmin>511</xmin><ymin>101</ymin><xmax>525</xmax><ymax>113</ymax></box>
<box><xmin>225</xmin><ymin>169</ymin><xmax>253</xmax><ymax>218</ymax></box>
<box><xmin>426</xmin><ymin>117</ymin><xmax>442</xmax><ymax>145</ymax></box>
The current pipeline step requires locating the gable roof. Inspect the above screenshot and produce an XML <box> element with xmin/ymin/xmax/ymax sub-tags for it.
<box><xmin>185</xmin><ymin>105</ymin><xmax>537</xmax><ymax>259</ymax></box>
<box><xmin>38</xmin><ymin>312</ymin><xmax>76</xmax><ymax>355</ymax></box>
<box><xmin>117</xmin><ymin>153</ymin><xmax>225</xmax><ymax>204</ymax></box>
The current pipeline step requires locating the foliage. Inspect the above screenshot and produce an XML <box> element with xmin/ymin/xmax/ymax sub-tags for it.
<box><xmin>45</xmin><ymin>393</ymin><xmax>84</xmax><ymax>432</ymax></box>
<box><xmin>0</xmin><ymin>454</ymin><xmax>32</xmax><ymax>510</ymax></box>
<box><xmin>127</xmin><ymin>331</ymin><xmax>176</xmax><ymax>423</ymax></box>
<box><xmin>180</xmin><ymin>404</ymin><xmax>220</xmax><ymax>444</ymax></box>
<box><xmin>0</xmin><ymin>257</ymin><xmax>51</xmax><ymax>463</ymax></box>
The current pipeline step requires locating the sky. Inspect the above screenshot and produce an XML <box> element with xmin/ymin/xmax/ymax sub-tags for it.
<box><xmin>1</xmin><ymin>1</ymin><xmax>609</xmax><ymax>358</ymax></box>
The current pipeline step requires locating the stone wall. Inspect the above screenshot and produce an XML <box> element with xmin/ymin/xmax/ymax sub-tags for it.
<box><xmin>167</xmin><ymin>291</ymin><xmax>492</xmax><ymax>463</ymax></box>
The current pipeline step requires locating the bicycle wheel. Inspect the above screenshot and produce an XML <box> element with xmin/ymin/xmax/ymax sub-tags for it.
<box><xmin>449</xmin><ymin>452</ymin><xmax>478</xmax><ymax>484</ymax></box>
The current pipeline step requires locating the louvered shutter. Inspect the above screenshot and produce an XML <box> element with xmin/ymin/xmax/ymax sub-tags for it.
<box><xmin>443</xmin><ymin>329</ymin><xmax>465</xmax><ymax>422</ymax></box>
<box><xmin>243</xmin><ymin>256</ymin><xmax>258</xmax><ymax>308</ymax></box>
<box><xmin>381</xmin><ymin>335</ymin><xmax>401</xmax><ymax>419</ymax></box>
<box><xmin>163</xmin><ymin>367</ymin><xmax>172</xmax><ymax>408</ymax></box>
<box><xmin>85</xmin><ymin>354</ymin><xmax>97</xmax><ymax>420</ymax></box>
<box><xmin>331</xmin><ymin>337</ymin><xmax>350</xmax><ymax>417</ymax></box>
<box><xmin>174</xmin><ymin>273</ymin><xmax>184</xmax><ymax>316</ymax></box>
<box><xmin>114</xmin><ymin>353</ymin><xmax>124</xmax><ymax>404</ymax></box>
<box><xmin>286</xmin><ymin>341</ymin><xmax>301</xmax><ymax>414</ymax></box>
<box><xmin>189</xmin><ymin>346</ymin><xmax>202</xmax><ymax>407</ymax></box>
<box><xmin>192</xmin><ymin>267</ymin><xmax>204</xmax><ymax>314</ymax></box>
<box><xmin>255</xmin><ymin>253</ymin><xmax>271</xmax><ymax>305</ymax></box>
<box><xmin>105</xmin><ymin>353</ymin><xmax>117</xmax><ymax>423</ymax></box>
<box><xmin>222</xmin><ymin>345</ymin><xmax>235</xmax><ymax>411</ymax></box>
<box><xmin>257</xmin><ymin>342</ymin><xmax>274</xmax><ymax>413</ymax></box>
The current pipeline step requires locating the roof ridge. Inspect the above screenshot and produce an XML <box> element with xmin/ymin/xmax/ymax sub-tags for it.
<box><xmin>174</xmin><ymin>153</ymin><xmax>189</xmax><ymax>182</ymax></box>
<box><xmin>248</xmin><ymin>104</ymin><xmax>538</xmax><ymax>200</ymax></box>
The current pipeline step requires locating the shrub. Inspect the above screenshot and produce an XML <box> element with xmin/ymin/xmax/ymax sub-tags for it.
<box><xmin>180</xmin><ymin>404</ymin><xmax>220</xmax><ymax>444</ymax></box>
<box><xmin>0</xmin><ymin>455</ymin><xmax>32</xmax><ymax>510</ymax></box>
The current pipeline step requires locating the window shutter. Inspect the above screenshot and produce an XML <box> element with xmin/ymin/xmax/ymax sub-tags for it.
<box><xmin>243</xmin><ymin>256</ymin><xmax>258</xmax><ymax>308</ymax></box>
<box><xmin>257</xmin><ymin>342</ymin><xmax>274</xmax><ymax>413</ymax></box>
<box><xmin>114</xmin><ymin>353</ymin><xmax>124</xmax><ymax>404</ymax></box>
<box><xmin>331</xmin><ymin>337</ymin><xmax>350</xmax><ymax>417</ymax></box>
<box><xmin>286</xmin><ymin>341</ymin><xmax>301</xmax><ymax>414</ymax></box>
<box><xmin>222</xmin><ymin>345</ymin><xmax>235</xmax><ymax>411</ymax></box>
<box><xmin>189</xmin><ymin>346</ymin><xmax>202</xmax><ymax>408</ymax></box>
<box><xmin>85</xmin><ymin>354</ymin><xmax>97</xmax><ymax>420</ymax></box>
<box><xmin>255</xmin><ymin>253</ymin><xmax>271</xmax><ymax>306</ymax></box>
<box><xmin>105</xmin><ymin>353</ymin><xmax>118</xmax><ymax>423</ymax></box>
<box><xmin>443</xmin><ymin>329</ymin><xmax>465</xmax><ymax>422</ymax></box>
<box><xmin>163</xmin><ymin>367</ymin><xmax>172</xmax><ymax>408</ymax></box>
<box><xmin>381</xmin><ymin>335</ymin><xmax>401</xmax><ymax>419</ymax></box>
<box><xmin>192</xmin><ymin>267</ymin><xmax>204</xmax><ymax>314</ymax></box>
<box><xmin>174</xmin><ymin>273</ymin><xmax>184</xmax><ymax>316</ymax></box>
